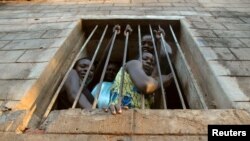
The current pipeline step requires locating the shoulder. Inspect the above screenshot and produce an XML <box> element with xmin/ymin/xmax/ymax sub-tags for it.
<box><xmin>126</xmin><ymin>60</ymin><xmax>143</xmax><ymax>74</ymax></box>
<box><xmin>69</xmin><ymin>69</ymin><xmax>78</xmax><ymax>76</ymax></box>
<box><xmin>68</xmin><ymin>69</ymin><xmax>79</xmax><ymax>79</ymax></box>
<box><xmin>126</xmin><ymin>60</ymin><xmax>141</xmax><ymax>68</ymax></box>
<box><xmin>66</xmin><ymin>69</ymin><xmax>80</xmax><ymax>83</ymax></box>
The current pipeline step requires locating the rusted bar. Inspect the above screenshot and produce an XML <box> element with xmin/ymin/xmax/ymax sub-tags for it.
<box><xmin>43</xmin><ymin>25</ymin><xmax>98</xmax><ymax>118</ymax></box>
<box><xmin>149</xmin><ymin>25</ymin><xmax>167</xmax><ymax>109</ymax></box>
<box><xmin>138</xmin><ymin>25</ymin><xmax>142</xmax><ymax>62</ymax></box>
<box><xmin>158</xmin><ymin>25</ymin><xmax>186</xmax><ymax>109</ymax></box>
<box><xmin>94</xmin><ymin>33</ymin><xmax>113</xmax><ymax>78</ymax></box>
<box><xmin>91</xmin><ymin>25</ymin><xmax>121</xmax><ymax>109</ymax></box>
<box><xmin>75</xmin><ymin>25</ymin><xmax>108</xmax><ymax>109</ymax></box>
<box><xmin>169</xmin><ymin>25</ymin><xmax>208</xmax><ymax>109</ymax></box>
<box><xmin>71</xmin><ymin>25</ymin><xmax>104</xmax><ymax>108</ymax></box>
<box><xmin>138</xmin><ymin>25</ymin><xmax>145</xmax><ymax>109</ymax></box>
<box><xmin>118</xmin><ymin>25</ymin><xmax>132</xmax><ymax>106</ymax></box>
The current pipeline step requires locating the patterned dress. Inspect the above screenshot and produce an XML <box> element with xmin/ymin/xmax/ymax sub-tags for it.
<box><xmin>109</xmin><ymin>67</ymin><xmax>153</xmax><ymax>109</ymax></box>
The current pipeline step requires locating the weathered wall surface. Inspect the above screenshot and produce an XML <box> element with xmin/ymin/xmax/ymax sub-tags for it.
<box><xmin>1</xmin><ymin>109</ymin><xmax>250</xmax><ymax>141</ymax></box>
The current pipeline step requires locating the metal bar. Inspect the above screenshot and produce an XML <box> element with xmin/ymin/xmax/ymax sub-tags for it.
<box><xmin>71</xmin><ymin>25</ymin><xmax>100</xmax><ymax>108</ymax></box>
<box><xmin>43</xmin><ymin>25</ymin><xmax>98</xmax><ymax>117</ymax></box>
<box><xmin>158</xmin><ymin>25</ymin><xmax>186</xmax><ymax>109</ymax></box>
<box><xmin>138</xmin><ymin>25</ymin><xmax>142</xmax><ymax>62</ymax></box>
<box><xmin>95</xmin><ymin>33</ymin><xmax>113</xmax><ymax>76</ymax></box>
<box><xmin>42</xmin><ymin>73</ymin><xmax>62</xmax><ymax>120</ymax></box>
<box><xmin>169</xmin><ymin>25</ymin><xmax>208</xmax><ymax>109</ymax></box>
<box><xmin>149</xmin><ymin>25</ymin><xmax>167</xmax><ymax>109</ymax></box>
<box><xmin>79</xmin><ymin>25</ymin><xmax>108</xmax><ymax>109</ymax></box>
<box><xmin>118</xmin><ymin>25</ymin><xmax>132</xmax><ymax>107</ymax></box>
<box><xmin>92</xmin><ymin>25</ymin><xmax>120</xmax><ymax>109</ymax></box>
<box><xmin>138</xmin><ymin>25</ymin><xmax>145</xmax><ymax>109</ymax></box>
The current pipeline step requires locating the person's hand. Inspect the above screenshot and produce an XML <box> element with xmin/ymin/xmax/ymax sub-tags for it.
<box><xmin>104</xmin><ymin>104</ymin><xmax>129</xmax><ymax>115</ymax></box>
<box><xmin>105</xmin><ymin>92</ymin><xmax>122</xmax><ymax>115</ymax></box>
<box><xmin>104</xmin><ymin>93</ymin><xmax>130</xmax><ymax>115</ymax></box>
<box><xmin>108</xmin><ymin>104</ymin><xmax>122</xmax><ymax>115</ymax></box>
<box><xmin>162</xmin><ymin>73</ymin><xmax>173</xmax><ymax>88</ymax></box>
<box><xmin>154</xmin><ymin>27</ymin><xmax>166</xmax><ymax>40</ymax></box>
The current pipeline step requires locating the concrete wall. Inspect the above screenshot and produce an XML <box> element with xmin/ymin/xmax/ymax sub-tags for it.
<box><xmin>0</xmin><ymin>0</ymin><xmax>250</xmax><ymax>140</ymax></box>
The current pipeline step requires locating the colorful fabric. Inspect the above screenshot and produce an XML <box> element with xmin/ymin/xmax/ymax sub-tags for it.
<box><xmin>91</xmin><ymin>82</ymin><xmax>113</xmax><ymax>109</ymax></box>
<box><xmin>109</xmin><ymin>68</ymin><xmax>153</xmax><ymax>108</ymax></box>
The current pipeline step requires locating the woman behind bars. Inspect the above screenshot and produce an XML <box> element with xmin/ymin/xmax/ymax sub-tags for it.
<box><xmin>108</xmin><ymin>51</ymin><xmax>172</xmax><ymax>114</ymax></box>
<box><xmin>57</xmin><ymin>57</ymin><xmax>95</xmax><ymax>109</ymax></box>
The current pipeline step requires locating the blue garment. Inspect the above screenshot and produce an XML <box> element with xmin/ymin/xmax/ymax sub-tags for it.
<box><xmin>91</xmin><ymin>82</ymin><xmax>113</xmax><ymax>109</ymax></box>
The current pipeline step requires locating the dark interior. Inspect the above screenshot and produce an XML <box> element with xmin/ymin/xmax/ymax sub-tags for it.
<box><xmin>56</xmin><ymin>19</ymin><xmax>188</xmax><ymax>109</ymax></box>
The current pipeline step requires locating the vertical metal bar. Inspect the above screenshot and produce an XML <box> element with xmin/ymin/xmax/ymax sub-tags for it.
<box><xmin>118</xmin><ymin>25</ymin><xmax>132</xmax><ymax>107</ymax></box>
<box><xmin>169</xmin><ymin>25</ymin><xmax>208</xmax><ymax>109</ymax></box>
<box><xmin>72</xmin><ymin>25</ymin><xmax>102</xmax><ymax>108</ymax></box>
<box><xmin>138</xmin><ymin>25</ymin><xmax>145</xmax><ymax>109</ymax></box>
<box><xmin>43</xmin><ymin>25</ymin><xmax>98</xmax><ymax>117</ymax></box>
<box><xmin>79</xmin><ymin>25</ymin><xmax>108</xmax><ymax>109</ymax></box>
<box><xmin>92</xmin><ymin>25</ymin><xmax>120</xmax><ymax>109</ymax></box>
<box><xmin>138</xmin><ymin>25</ymin><xmax>143</xmax><ymax>62</ymax></box>
<box><xmin>95</xmin><ymin>34</ymin><xmax>113</xmax><ymax>76</ymax></box>
<box><xmin>158</xmin><ymin>25</ymin><xmax>186</xmax><ymax>109</ymax></box>
<box><xmin>149</xmin><ymin>25</ymin><xmax>167</xmax><ymax>109</ymax></box>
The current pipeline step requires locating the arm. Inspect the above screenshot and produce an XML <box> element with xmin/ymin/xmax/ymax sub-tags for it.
<box><xmin>155</xmin><ymin>28</ymin><xmax>172</xmax><ymax>55</ymax></box>
<box><xmin>154</xmin><ymin>28</ymin><xmax>173</xmax><ymax>75</ymax></box>
<box><xmin>154</xmin><ymin>73</ymin><xmax>173</xmax><ymax>89</ymax></box>
<box><xmin>126</xmin><ymin>60</ymin><xmax>159</xmax><ymax>94</ymax></box>
<box><xmin>64</xmin><ymin>70</ymin><xmax>92</xmax><ymax>109</ymax></box>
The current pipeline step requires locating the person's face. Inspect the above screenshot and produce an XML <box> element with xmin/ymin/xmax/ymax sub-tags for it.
<box><xmin>141</xmin><ymin>35</ymin><xmax>153</xmax><ymax>53</ymax></box>
<box><xmin>105</xmin><ymin>63</ymin><xmax>119</xmax><ymax>82</ymax></box>
<box><xmin>75</xmin><ymin>59</ymin><xmax>95</xmax><ymax>83</ymax></box>
<box><xmin>142</xmin><ymin>52</ymin><xmax>154</xmax><ymax>75</ymax></box>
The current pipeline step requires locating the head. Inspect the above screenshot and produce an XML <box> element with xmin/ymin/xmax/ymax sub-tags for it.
<box><xmin>74</xmin><ymin>57</ymin><xmax>95</xmax><ymax>84</ymax></box>
<box><xmin>141</xmin><ymin>35</ymin><xmax>153</xmax><ymax>53</ymax></box>
<box><xmin>141</xmin><ymin>52</ymin><xmax>155</xmax><ymax>76</ymax></box>
<box><xmin>104</xmin><ymin>62</ymin><xmax>119</xmax><ymax>82</ymax></box>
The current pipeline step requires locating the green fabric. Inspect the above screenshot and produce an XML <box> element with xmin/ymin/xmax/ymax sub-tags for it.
<box><xmin>109</xmin><ymin>67</ymin><xmax>153</xmax><ymax>108</ymax></box>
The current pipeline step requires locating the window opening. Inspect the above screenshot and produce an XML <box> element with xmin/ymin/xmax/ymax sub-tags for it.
<box><xmin>43</xmin><ymin>19</ymin><xmax>209</xmax><ymax>120</ymax></box>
